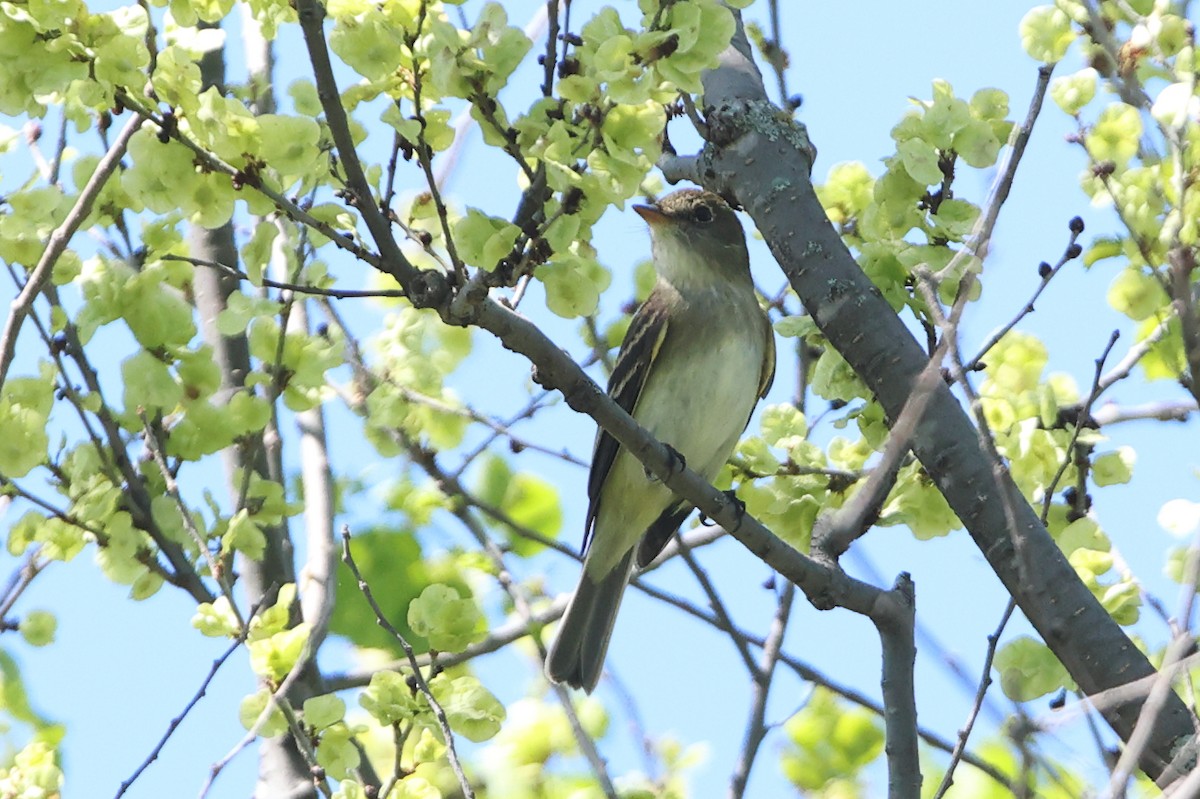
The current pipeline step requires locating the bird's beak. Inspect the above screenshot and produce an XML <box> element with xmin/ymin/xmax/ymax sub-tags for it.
<box><xmin>633</xmin><ymin>203</ymin><xmax>668</xmax><ymax>227</ymax></box>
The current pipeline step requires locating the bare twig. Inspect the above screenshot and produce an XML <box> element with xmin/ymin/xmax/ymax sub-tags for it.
<box><xmin>933</xmin><ymin>599</ymin><xmax>1017</xmax><ymax>798</ymax></box>
<box><xmin>116</xmin><ymin>634</ymin><xmax>247</xmax><ymax>798</ymax></box>
<box><xmin>341</xmin><ymin>528</ymin><xmax>476</xmax><ymax>799</ymax></box>
<box><xmin>728</xmin><ymin>582</ymin><xmax>794</xmax><ymax>799</ymax></box>
<box><xmin>674</xmin><ymin>531</ymin><xmax>760</xmax><ymax>677</ymax></box>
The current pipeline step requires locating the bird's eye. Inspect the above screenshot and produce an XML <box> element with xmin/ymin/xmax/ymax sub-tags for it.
<box><xmin>693</xmin><ymin>205</ymin><xmax>714</xmax><ymax>223</ymax></box>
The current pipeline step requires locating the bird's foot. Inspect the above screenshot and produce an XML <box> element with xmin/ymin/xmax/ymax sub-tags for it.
<box><xmin>699</xmin><ymin>489</ymin><xmax>746</xmax><ymax>527</ymax></box>
<box><xmin>644</xmin><ymin>444</ymin><xmax>686</xmax><ymax>483</ymax></box>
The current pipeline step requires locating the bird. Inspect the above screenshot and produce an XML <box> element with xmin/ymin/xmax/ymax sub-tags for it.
<box><xmin>544</xmin><ymin>188</ymin><xmax>776</xmax><ymax>692</ymax></box>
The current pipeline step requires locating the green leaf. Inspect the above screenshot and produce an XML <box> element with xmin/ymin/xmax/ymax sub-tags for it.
<box><xmin>121</xmin><ymin>350</ymin><xmax>183</xmax><ymax>412</ymax></box>
<box><xmin>1050</xmin><ymin>68</ymin><xmax>1098</xmax><ymax>115</ymax></box>
<box><xmin>452</xmin><ymin>209</ymin><xmax>522</xmax><ymax>272</ymax></box>
<box><xmin>780</xmin><ymin>688</ymin><xmax>884</xmax><ymax>790</ymax></box>
<box><xmin>192</xmin><ymin>596</ymin><xmax>241</xmax><ymax>637</ymax></box>
<box><xmin>994</xmin><ymin>636</ymin><xmax>1071</xmax><ymax>701</ymax></box>
<box><xmin>1092</xmin><ymin>447</ymin><xmax>1135</xmax><ymax>486</ymax></box>
<box><xmin>330</xmin><ymin>529</ymin><xmax>473</xmax><ymax>656</ymax></box>
<box><xmin>239</xmin><ymin>688</ymin><xmax>288</xmax><ymax>737</ymax></box>
<box><xmin>431</xmin><ymin>674</ymin><xmax>506</xmax><ymax>742</ymax></box>
<box><xmin>896</xmin><ymin>137</ymin><xmax>943</xmax><ymax>185</ymax></box>
<box><xmin>304</xmin><ymin>695</ymin><xmax>346</xmax><ymax>730</ymax></box>
<box><xmin>407</xmin><ymin>584</ymin><xmax>486</xmax><ymax>654</ymax></box>
<box><xmin>473</xmin><ymin>454</ymin><xmax>563</xmax><ymax>556</ymax></box>
<box><xmin>18</xmin><ymin>610</ymin><xmax>56</xmax><ymax>647</ymax></box>
<box><xmin>247</xmin><ymin>623</ymin><xmax>311</xmax><ymax>681</ymax></box>
<box><xmin>1019</xmin><ymin>6</ymin><xmax>1075</xmax><ymax>63</ymax></box>
<box><xmin>360</xmin><ymin>670</ymin><xmax>418</xmax><ymax>726</ymax></box>
<box><xmin>1107</xmin><ymin>268</ymin><xmax>1168</xmax><ymax>321</ymax></box>
<box><xmin>1087</xmin><ymin>103</ymin><xmax>1143</xmax><ymax>168</ymax></box>
<box><xmin>1083</xmin><ymin>236</ymin><xmax>1123</xmax><ymax>267</ymax></box>
<box><xmin>315</xmin><ymin>722</ymin><xmax>360</xmax><ymax>780</ymax></box>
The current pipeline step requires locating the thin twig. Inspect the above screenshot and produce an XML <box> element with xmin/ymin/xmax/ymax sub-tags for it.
<box><xmin>341</xmin><ymin>528</ymin><xmax>477</xmax><ymax>799</ymax></box>
<box><xmin>0</xmin><ymin>113</ymin><xmax>143</xmax><ymax>389</ymax></box>
<box><xmin>115</xmin><ymin>635</ymin><xmax>246</xmax><ymax>798</ymax></box>
<box><xmin>674</xmin><ymin>531</ymin><xmax>760</xmax><ymax>677</ymax></box>
<box><xmin>933</xmin><ymin>599</ymin><xmax>1017</xmax><ymax>798</ymax></box>
<box><xmin>728</xmin><ymin>582</ymin><xmax>794</xmax><ymax>799</ymax></box>
<box><xmin>162</xmin><ymin>254</ymin><xmax>405</xmax><ymax>298</ymax></box>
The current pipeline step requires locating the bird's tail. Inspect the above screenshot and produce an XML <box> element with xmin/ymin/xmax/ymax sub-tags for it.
<box><xmin>544</xmin><ymin>548</ymin><xmax>635</xmax><ymax>693</ymax></box>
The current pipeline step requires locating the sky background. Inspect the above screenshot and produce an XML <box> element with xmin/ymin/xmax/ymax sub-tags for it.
<box><xmin>2</xmin><ymin>1</ymin><xmax>1198</xmax><ymax>797</ymax></box>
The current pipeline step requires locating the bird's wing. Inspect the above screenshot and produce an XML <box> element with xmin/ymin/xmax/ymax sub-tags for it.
<box><xmin>582</xmin><ymin>298</ymin><xmax>670</xmax><ymax>552</ymax></box>
<box><xmin>757</xmin><ymin>310</ymin><xmax>776</xmax><ymax>403</ymax></box>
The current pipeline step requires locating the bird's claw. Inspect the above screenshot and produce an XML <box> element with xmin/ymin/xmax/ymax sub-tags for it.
<box><xmin>699</xmin><ymin>489</ymin><xmax>746</xmax><ymax>528</ymax></box>
<box><xmin>645</xmin><ymin>444</ymin><xmax>686</xmax><ymax>483</ymax></box>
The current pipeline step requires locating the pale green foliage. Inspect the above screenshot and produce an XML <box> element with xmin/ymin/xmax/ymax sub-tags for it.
<box><xmin>811</xmin><ymin>81</ymin><xmax>1010</xmax><ymax>315</ymax></box>
<box><xmin>360</xmin><ymin>669</ymin><xmax>505</xmax><ymax>743</ymax></box>
<box><xmin>1050</xmin><ymin>67</ymin><xmax>1098</xmax><ymax>115</ymax></box>
<box><xmin>407</xmin><ymin>584</ymin><xmax>486</xmax><ymax>653</ymax></box>
<box><xmin>1</xmin><ymin>0</ymin><xmax>1194</xmax><ymax>793</ymax></box>
<box><xmin>316</xmin><ymin>722</ymin><xmax>363</xmax><ymax>779</ymax></box>
<box><xmin>995</xmin><ymin>635</ymin><xmax>1072</xmax><ymax>701</ymax></box>
<box><xmin>17</xmin><ymin>610</ymin><xmax>56</xmax><ymax>647</ymax></box>
<box><xmin>780</xmin><ymin>689</ymin><xmax>884</xmax><ymax>795</ymax></box>
<box><xmin>0</xmin><ymin>370</ymin><xmax>53</xmax><ymax>478</ymax></box>
<box><xmin>192</xmin><ymin>596</ymin><xmax>241</xmax><ymax>637</ymax></box>
<box><xmin>248</xmin><ymin>623</ymin><xmax>311</xmax><ymax>682</ymax></box>
<box><xmin>239</xmin><ymin>688</ymin><xmax>289</xmax><ymax>738</ymax></box>
<box><xmin>365</xmin><ymin>307</ymin><xmax>472</xmax><ymax>452</ymax></box>
<box><xmin>361</xmin><ymin>670</ymin><xmax>420</xmax><ymax>726</ymax></box>
<box><xmin>304</xmin><ymin>695</ymin><xmax>347</xmax><ymax>731</ymax></box>
<box><xmin>1019</xmin><ymin>5</ymin><xmax>1076</xmax><ymax>62</ymax></box>
<box><xmin>472</xmin><ymin>454</ymin><xmax>564</xmax><ymax>556</ymax></box>
<box><xmin>452</xmin><ymin>209</ymin><xmax>522</xmax><ymax>272</ymax></box>
<box><xmin>0</xmin><ymin>741</ymin><xmax>64</xmax><ymax>798</ymax></box>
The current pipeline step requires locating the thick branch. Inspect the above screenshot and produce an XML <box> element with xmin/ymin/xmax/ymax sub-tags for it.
<box><xmin>670</xmin><ymin>15</ymin><xmax>1195</xmax><ymax>781</ymax></box>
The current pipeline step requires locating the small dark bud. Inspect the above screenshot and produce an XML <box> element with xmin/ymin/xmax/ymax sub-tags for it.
<box><xmin>829</xmin><ymin>398</ymin><xmax>847</xmax><ymax>410</ymax></box>
<box><xmin>1068</xmin><ymin>216</ymin><xmax>1085</xmax><ymax>234</ymax></box>
<box><xmin>310</xmin><ymin>765</ymin><xmax>325</xmax><ymax>781</ymax></box>
<box><xmin>537</xmin><ymin>54</ymin><xmax>546</xmax><ymax>65</ymax></box>
<box><xmin>562</xmin><ymin>32</ymin><xmax>583</xmax><ymax>47</ymax></box>
<box><xmin>1049</xmin><ymin>689</ymin><xmax>1066</xmax><ymax>709</ymax></box>
<box><xmin>1038</xmin><ymin>261</ymin><xmax>1053</xmax><ymax>278</ymax></box>
<box><xmin>1066</xmin><ymin>243</ymin><xmax>1083</xmax><ymax>259</ymax></box>
<box><xmin>509</xmin><ymin>439</ymin><xmax>525</xmax><ymax>454</ymax></box>
<box><xmin>1093</xmin><ymin>161</ymin><xmax>1116</xmax><ymax>177</ymax></box>
<box><xmin>557</xmin><ymin>57</ymin><xmax>580</xmax><ymax>78</ymax></box>
<box><xmin>761</xmin><ymin>574</ymin><xmax>776</xmax><ymax>590</ymax></box>
<box><xmin>1063</xmin><ymin>486</ymin><xmax>1078</xmax><ymax>504</ymax></box>
<box><xmin>786</xmin><ymin>94</ymin><xmax>803</xmax><ymax>111</ymax></box>
<box><xmin>971</xmin><ymin>360</ymin><xmax>987</xmax><ymax>372</ymax></box>
<box><xmin>562</xmin><ymin>186</ymin><xmax>583</xmax><ymax>215</ymax></box>
<box><xmin>51</xmin><ymin>333</ymin><xmax>68</xmax><ymax>354</ymax></box>
<box><xmin>316</xmin><ymin>323</ymin><xmax>329</xmax><ymax>338</ymax></box>
<box><xmin>417</xmin><ymin>230</ymin><xmax>433</xmax><ymax>247</ymax></box>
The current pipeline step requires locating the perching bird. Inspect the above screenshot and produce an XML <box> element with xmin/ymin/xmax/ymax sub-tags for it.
<box><xmin>545</xmin><ymin>188</ymin><xmax>776</xmax><ymax>692</ymax></box>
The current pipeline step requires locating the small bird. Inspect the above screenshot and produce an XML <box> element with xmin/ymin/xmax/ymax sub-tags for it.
<box><xmin>545</xmin><ymin>188</ymin><xmax>776</xmax><ymax>692</ymax></box>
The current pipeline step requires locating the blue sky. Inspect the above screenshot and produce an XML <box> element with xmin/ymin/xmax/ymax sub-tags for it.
<box><xmin>3</xmin><ymin>1</ymin><xmax>1197</xmax><ymax>797</ymax></box>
